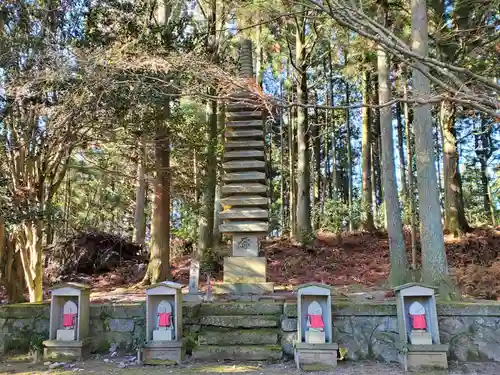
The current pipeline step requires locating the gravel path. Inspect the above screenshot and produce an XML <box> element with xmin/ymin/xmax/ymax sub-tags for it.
<box><xmin>3</xmin><ymin>359</ymin><xmax>500</xmax><ymax>375</ymax></box>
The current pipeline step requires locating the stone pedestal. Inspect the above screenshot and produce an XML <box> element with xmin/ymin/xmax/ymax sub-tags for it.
<box><xmin>43</xmin><ymin>339</ymin><xmax>87</xmax><ymax>361</ymax></box>
<box><xmin>223</xmin><ymin>257</ymin><xmax>266</xmax><ymax>283</ymax></box>
<box><xmin>409</xmin><ymin>330</ymin><xmax>432</xmax><ymax>345</ymax></box>
<box><xmin>143</xmin><ymin>340</ymin><xmax>185</xmax><ymax>365</ymax></box>
<box><xmin>153</xmin><ymin>329</ymin><xmax>173</xmax><ymax>341</ymax></box>
<box><xmin>398</xmin><ymin>344</ymin><xmax>449</xmax><ymax>370</ymax></box>
<box><xmin>305</xmin><ymin>331</ymin><xmax>325</xmax><ymax>344</ymax></box>
<box><xmin>56</xmin><ymin>329</ymin><xmax>76</xmax><ymax>341</ymax></box>
<box><xmin>294</xmin><ymin>342</ymin><xmax>338</xmax><ymax>370</ymax></box>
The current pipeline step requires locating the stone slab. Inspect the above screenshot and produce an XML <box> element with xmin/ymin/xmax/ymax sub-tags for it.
<box><xmin>223</xmin><ymin>257</ymin><xmax>266</xmax><ymax>283</ymax></box>
<box><xmin>222</xmin><ymin>160</ymin><xmax>266</xmax><ymax>170</ymax></box>
<box><xmin>226</xmin><ymin>120</ymin><xmax>263</xmax><ymax>128</ymax></box>
<box><xmin>400</xmin><ymin>351</ymin><xmax>448</xmax><ymax>369</ymax></box>
<box><xmin>306</xmin><ymin>330</ymin><xmax>326</xmax><ymax>344</ymax></box>
<box><xmin>227</xmin><ymin>111</ymin><xmax>262</xmax><ymax>120</ymax></box>
<box><xmin>213</xmin><ymin>282</ymin><xmax>274</xmax><ymax>295</ymax></box>
<box><xmin>143</xmin><ymin>340</ymin><xmax>185</xmax><ymax>365</ymax></box>
<box><xmin>152</xmin><ymin>329</ymin><xmax>173</xmax><ymax>341</ymax></box>
<box><xmin>220</xmin><ymin>209</ymin><xmax>268</xmax><ymax>221</ymax></box>
<box><xmin>219</xmin><ymin>221</ymin><xmax>269</xmax><ymax>233</ymax></box>
<box><xmin>192</xmin><ymin>344</ymin><xmax>282</xmax><ymax>361</ymax></box>
<box><xmin>225</xmin><ymin>141</ymin><xmax>264</xmax><ymax>149</ymax></box>
<box><xmin>294</xmin><ymin>342</ymin><xmax>338</xmax><ymax>369</ymax></box>
<box><xmin>224</xmin><ymin>150</ymin><xmax>265</xmax><ymax>160</ymax></box>
<box><xmin>56</xmin><ymin>329</ymin><xmax>75</xmax><ymax>341</ymax></box>
<box><xmin>225</xmin><ymin>129</ymin><xmax>263</xmax><ymax>138</ymax></box>
<box><xmin>232</xmin><ymin>234</ymin><xmax>259</xmax><ymax>256</ymax></box>
<box><xmin>198</xmin><ymin>302</ymin><xmax>283</xmax><ymax>316</ymax></box>
<box><xmin>220</xmin><ymin>195</ymin><xmax>268</xmax><ymax>207</ymax></box>
<box><xmin>223</xmin><ymin>171</ymin><xmax>266</xmax><ymax>182</ymax></box>
<box><xmin>221</xmin><ymin>183</ymin><xmax>267</xmax><ymax>194</ymax></box>
<box><xmin>43</xmin><ymin>340</ymin><xmax>86</xmax><ymax>361</ymax></box>
<box><xmin>200</xmin><ymin>315</ymin><xmax>279</xmax><ymax>328</ymax></box>
<box><xmin>198</xmin><ymin>328</ymin><xmax>278</xmax><ymax>345</ymax></box>
<box><xmin>281</xmin><ymin>318</ymin><xmax>298</xmax><ymax>332</ymax></box>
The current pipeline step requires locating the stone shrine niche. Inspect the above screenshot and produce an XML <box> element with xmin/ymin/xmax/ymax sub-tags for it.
<box><xmin>394</xmin><ymin>283</ymin><xmax>449</xmax><ymax>370</ymax></box>
<box><xmin>143</xmin><ymin>281</ymin><xmax>185</xmax><ymax>365</ymax></box>
<box><xmin>294</xmin><ymin>283</ymin><xmax>338</xmax><ymax>370</ymax></box>
<box><xmin>43</xmin><ymin>283</ymin><xmax>90</xmax><ymax>361</ymax></box>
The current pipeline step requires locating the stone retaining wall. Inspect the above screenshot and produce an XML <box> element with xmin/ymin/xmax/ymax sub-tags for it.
<box><xmin>1</xmin><ymin>300</ymin><xmax>500</xmax><ymax>362</ymax></box>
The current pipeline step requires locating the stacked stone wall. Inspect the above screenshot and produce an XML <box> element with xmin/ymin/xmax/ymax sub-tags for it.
<box><xmin>1</xmin><ymin>301</ymin><xmax>500</xmax><ymax>362</ymax></box>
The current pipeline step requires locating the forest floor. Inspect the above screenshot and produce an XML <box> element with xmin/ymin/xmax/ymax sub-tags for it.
<box><xmin>3</xmin><ymin>354</ymin><xmax>500</xmax><ymax>375</ymax></box>
<box><xmin>77</xmin><ymin>228</ymin><xmax>500</xmax><ymax>303</ymax></box>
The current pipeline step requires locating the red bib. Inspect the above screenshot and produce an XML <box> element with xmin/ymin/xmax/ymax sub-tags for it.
<box><xmin>308</xmin><ymin>314</ymin><xmax>325</xmax><ymax>329</ymax></box>
<box><xmin>411</xmin><ymin>314</ymin><xmax>427</xmax><ymax>330</ymax></box>
<box><xmin>158</xmin><ymin>312</ymin><xmax>171</xmax><ymax>327</ymax></box>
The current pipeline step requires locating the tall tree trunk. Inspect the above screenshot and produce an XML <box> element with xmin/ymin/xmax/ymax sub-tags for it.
<box><xmin>411</xmin><ymin>0</ymin><xmax>453</xmax><ymax>296</ymax></box>
<box><xmin>345</xmin><ymin>79</ymin><xmax>353</xmax><ymax>232</ymax></box>
<box><xmin>361</xmin><ymin>70</ymin><xmax>375</xmax><ymax>231</ymax></box>
<box><xmin>441</xmin><ymin>101</ymin><xmax>470</xmax><ymax>236</ymax></box>
<box><xmin>213</xmin><ymin>102</ymin><xmax>225</xmax><ymax>246</ymax></box>
<box><xmin>328</xmin><ymin>46</ymin><xmax>337</xmax><ymax>201</ymax></box>
<box><xmin>372</xmin><ymin>78</ymin><xmax>382</xmax><ymax>217</ymax></box>
<box><xmin>403</xmin><ymin>73</ymin><xmax>417</xmax><ymax>269</ymax></box>
<box><xmin>475</xmin><ymin>116</ymin><xmax>495</xmax><ymax>225</ymax></box>
<box><xmin>280</xmin><ymin>76</ymin><xmax>286</xmax><ymax>233</ymax></box>
<box><xmin>18</xmin><ymin>221</ymin><xmax>44</xmax><ymax>302</ymax></box>
<box><xmin>0</xmin><ymin>222</ymin><xmax>26</xmax><ymax>303</ymax></box>
<box><xmin>197</xmin><ymin>0</ymin><xmax>218</xmax><ymax>258</ymax></box>
<box><xmin>142</xmin><ymin>109</ymin><xmax>171</xmax><ymax>284</ymax></box>
<box><xmin>133</xmin><ymin>138</ymin><xmax>148</xmax><ymax>246</ymax></box>
<box><xmin>312</xmin><ymin>91</ymin><xmax>321</xmax><ymax>231</ymax></box>
<box><xmin>295</xmin><ymin>23</ymin><xmax>312</xmax><ymax>244</ymax></box>
<box><xmin>288</xmin><ymin>89</ymin><xmax>297</xmax><ymax>236</ymax></box>
<box><xmin>377</xmin><ymin>41</ymin><xmax>409</xmax><ymax>285</ymax></box>
<box><xmin>396</xmin><ymin>102</ymin><xmax>408</xmax><ymax>202</ymax></box>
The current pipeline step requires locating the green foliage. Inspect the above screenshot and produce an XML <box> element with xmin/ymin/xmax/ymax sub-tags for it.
<box><xmin>171</xmin><ymin>200</ymin><xmax>198</xmax><ymax>243</ymax></box>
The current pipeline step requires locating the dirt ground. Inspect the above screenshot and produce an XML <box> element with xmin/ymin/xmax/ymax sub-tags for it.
<box><xmin>2</xmin><ymin>356</ymin><xmax>500</xmax><ymax>375</ymax></box>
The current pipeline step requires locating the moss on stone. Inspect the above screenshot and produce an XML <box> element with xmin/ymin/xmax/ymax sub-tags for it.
<box><xmin>199</xmin><ymin>302</ymin><xmax>283</xmax><ymax>316</ymax></box>
<box><xmin>198</xmin><ymin>328</ymin><xmax>278</xmax><ymax>346</ymax></box>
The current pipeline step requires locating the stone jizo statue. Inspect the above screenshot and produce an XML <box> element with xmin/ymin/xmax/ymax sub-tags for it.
<box><xmin>153</xmin><ymin>300</ymin><xmax>174</xmax><ymax>341</ymax></box>
<box><xmin>408</xmin><ymin>301</ymin><xmax>432</xmax><ymax>345</ymax></box>
<box><xmin>56</xmin><ymin>300</ymin><xmax>78</xmax><ymax>341</ymax></box>
<box><xmin>307</xmin><ymin>301</ymin><xmax>325</xmax><ymax>331</ymax></box>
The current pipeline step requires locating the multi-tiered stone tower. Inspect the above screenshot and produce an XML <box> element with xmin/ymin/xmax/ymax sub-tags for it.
<box><xmin>214</xmin><ymin>39</ymin><xmax>273</xmax><ymax>295</ymax></box>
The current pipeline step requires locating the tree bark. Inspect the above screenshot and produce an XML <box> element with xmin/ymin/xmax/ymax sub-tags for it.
<box><xmin>377</xmin><ymin>43</ymin><xmax>409</xmax><ymax>286</ymax></box>
<box><xmin>133</xmin><ymin>138</ymin><xmax>148</xmax><ymax>246</ymax></box>
<box><xmin>142</xmin><ymin>107</ymin><xmax>171</xmax><ymax>285</ymax></box>
<box><xmin>361</xmin><ymin>70</ymin><xmax>375</xmax><ymax>231</ymax></box>
<box><xmin>328</xmin><ymin>46</ymin><xmax>337</xmax><ymax>201</ymax></box>
<box><xmin>312</xmin><ymin>91</ymin><xmax>321</xmax><ymax>231</ymax></box>
<box><xmin>441</xmin><ymin>101</ymin><xmax>470</xmax><ymax>236</ymax></box>
<box><xmin>345</xmin><ymin>79</ymin><xmax>353</xmax><ymax>232</ymax></box>
<box><xmin>403</xmin><ymin>73</ymin><xmax>417</xmax><ymax>269</ymax></box>
<box><xmin>295</xmin><ymin>22</ymin><xmax>312</xmax><ymax>244</ymax></box>
<box><xmin>288</xmin><ymin>87</ymin><xmax>297</xmax><ymax>236</ymax></box>
<box><xmin>396</xmin><ymin>101</ymin><xmax>408</xmax><ymax>202</ymax></box>
<box><xmin>371</xmin><ymin>78</ymin><xmax>382</xmax><ymax>217</ymax></box>
<box><xmin>411</xmin><ymin>0</ymin><xmax>453</xmax><ymax>296</ymax></box>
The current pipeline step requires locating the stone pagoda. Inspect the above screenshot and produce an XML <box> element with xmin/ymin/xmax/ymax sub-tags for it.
<box><xmin>214</xmin><ymin>39</ymin><xmax>273</xmax><ymax>295</ymax></box>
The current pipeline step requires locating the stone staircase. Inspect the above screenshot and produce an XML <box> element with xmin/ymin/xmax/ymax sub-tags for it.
<box><xmin>192</xmin><ymin>302</ymin><xmax>282</xmax><ymax>361</ymax></box>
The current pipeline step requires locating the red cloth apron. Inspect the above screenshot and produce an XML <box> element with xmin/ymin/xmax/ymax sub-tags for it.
<box><xmin>158</xmin><ymin>312</ymin><xmax>171</xmax><ymax>327</ymax></box>
<box><xmin>63</xmin><ymin>313</ymin><xmax>76</xmax><ymax>327</ymax></box>
<box><xmin>411</xmin><ymin>314</ymin><xmax>427</xmax><ymax>330</ymax></box>
<box><xmin>308</xmin><ymin>314</ymin><xmax>325</xmax><ymax>329</ymax></box>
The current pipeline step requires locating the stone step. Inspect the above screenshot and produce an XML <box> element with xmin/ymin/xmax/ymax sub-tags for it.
<box><xmin>225</xmin><ymin>129</ymin><xmax>263</xmax><ymax>139</ymax></box>
<box><xmin>198</xmin><ymin>328</ymin><xmax>279</xmax><ymax>346</ymax></box>
<box><xmin>224</xmin><ymin>150</ymin><xmax>265</xmax><ymax>160</ymax></box>
<box><xmin>220</xmin><ymin>208</ymin><xmax>268</xmax><ymax>219</ymax></box>
<box><xmin>192</xmin><ymin>344</ymin><xmax>282</xmax><ymax>361</ymax></box>
<box><xmin>219</xmin><ymin>221</ymin><xmax>269</xmax><ymax>233</ymax></box>
<box><xmin>226</xmin><ymin>120</ymin><xmax>263</xmax><ymax>128</ymax></box>
<box><xmin>200</xmin><ymin>315</ymin><xmax>279</xmax><ymax>328</ymax></box>
<box><xmin>220</xmin><ymin>195</ymin><xmax>268</xmax><ymax>207</ymax></box>
<box><xmin>226</xmin><ymin>140</ymin><xmax>265</xmax><ymax>149</ymax></box>
<box><xmin>223</xmin><ymin>160</ymin><xmax>266</xmax><ymax>171</ymax></box>
<box><xmin>223</xmin><ymin>171</ymin><xmax>266</xmax><ymax>182</ymax></box>
<box><xmin>198</xmin><ymin>302</ymin><xmax>283</xmax><ymax>316</ymax></box>
<box><xmin>221</xmin><ymin>183</ymin><xmax>267</xmax><ymax>195</ymax></box>
<box><xmin>213</xmin><ymin>282</ymin><xmax>274</xmax><ymax>295</ymax></box>
<box><xmin>228</xmin><ymin>111</ymin><xmax>262</xmax><ymax>120</ymax></box>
